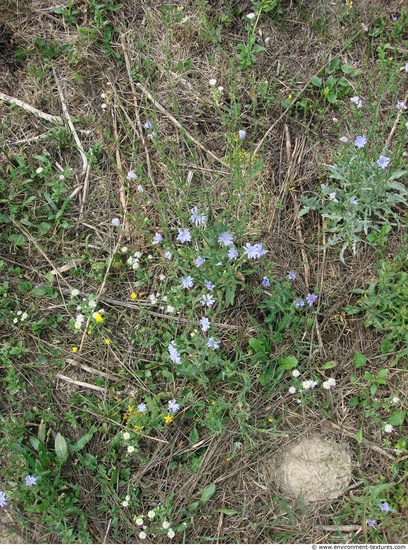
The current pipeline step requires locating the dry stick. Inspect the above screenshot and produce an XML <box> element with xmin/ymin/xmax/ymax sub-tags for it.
<box><xmin>314</xmin><ymin>525</ymin><xmax>361</xmax><ymax>533</ymax></box>
<box><xmin>112</xmin><ymin>104</ymin><xmax>128</xmax><ymax>229</ymax></box>
<box><xmin>0</xmin><ymin>92</ymin><xmax>64</xmax><ymax>125</ymax></box>
<box><xmin>55</xmin><ymin>373</ymin><xmax>109</xmax><ymax>393</ymax></box>
<box><xmin>120</xmin><ymin>35</ymin><xmax>157</xmax><ymax>188</ymax></box>
<box><xmin>9</xmin><ymin>132</ymin><xmax>49</xmax><ymax>145</ymax></box>
<box><xmin>135</xmin><ymin>81</ymin><xmax>231</xmax><ymax>170</ymax></box>
<box><xmin>385</xmin><ymin>93</ymin><xmax>408</xmax><ymax>149</ymax></box>
<box><xmin>52</xmin><ymin>68</ymin><xmax>88</xmax><ymax>175</ymax></box>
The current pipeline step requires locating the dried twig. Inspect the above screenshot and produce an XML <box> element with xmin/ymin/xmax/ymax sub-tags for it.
<box><xmin>0</xmin><ymin>92</ymin><xmax>63</xmax><ymax>125</ymax></box>
<box><xmin>135</xmin><ymin>81</ymin><xmax>230</xmax><ymax>169</ymax></box>
<box><xmin>55</xmin><ymin>373</ymin><xmax>109</xmax><ymax>393</ymax></box>
<box><xmin>52</xmin><ymin>68</ymin><xmax>88</xmax><ymax>175</ymax></box>
<box><xmin>315</xmin><ymin>525</ymin><xmax>361</xmax><ymax>533</ymax></box>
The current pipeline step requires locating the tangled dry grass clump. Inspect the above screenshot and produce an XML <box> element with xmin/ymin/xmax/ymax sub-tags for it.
<box><xmin>0</xmin><ymin>0</ymin><xmax>407</xmax><ymax>544</ymax></box>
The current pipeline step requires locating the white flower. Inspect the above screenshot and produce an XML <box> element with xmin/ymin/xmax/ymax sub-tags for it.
<box><xmin>340</xmin><ymin>136</ymin><xmax>348</xmax><ymax>143</ymax></box>
<box><xmin>127</xmin><ymin>445</ymin><xmax>135</xmax><ymax>453</ymax></box>
<box><xmin>125</xmin><ymin>495</ymin><xmax>131</xmax><ymax>501</ymax></box>
<box><xmin>71</xmin><ymin>289</ymin><xmax>80</xmax><ymax>297</ymax></box>
<box><xmin>147</xmin><ymin>510</ymin><xmax>155</xmax><ymax>519</ymax></box>
<box><xmin>101</xmin><ymin>103</ymin><xmax>107</xmax><ymax>110</ymax></box>
<box><xmin>384</xmin><ymin>424</ymin><xmax>393</xmax><ymax>434</ymax></box>
<box><xmin>209</xmin><ymin>78</ymin><xmax>217</xmax><ymax>86</ymax></box>
<box><xmin>21</xmin><ymin>312</ymin><xmax>28</xmax><ymax>321</ymax></box>
<box><xmin>123</xmin><ymin>432</ymin><xmax>131</xmax><ymax>440</ymax></box>
<box><xmin>137</xmin><ymin>184</ymin><xmax>144</xmax><ymax>193</ymax></box>
<box><xmin>167</xmin><ymin>529</ymin><xmax>175</xmax><ymax>539</ymax></box>
<box><xmin>288</xmin><ymin>386</ymin><xmax>297</xmax><ymax>394</ymax></box>
<box><xmin>322</xmin><ymin>380</ymin><xmax>331</xmax><ymax>390</ymax></box>
<box><xmin>327</xmin><ymin>377</ymin><xmax>336</xmax><ymax>387</ymax></box>
<box><xmin>391</xmin><ymin>396</ymin><xmax>400</xmax><ymax>404</ymax></box>
<box><xmin>162</xmin><ymin>521</ymin><xmax>170</xmax><ymax>529</ymax></box>
<box><xmin>246</xmin><ymin>12</ymin><xmax>256</xmax><ymax>20</ymax></box>
<box><xmin>122</xmin><ymin>500</ymin><xmax>129</xmax><ymax>507</ymax></box>
<box><xmin>139</xmin><ymin>531</ymin><xmax>147</xmax><ymax>540</ymax></box>
<box><xmin>36</xmin><ymin>167</ymin><xmax>44</xmax><ymax>174</ymax></box>
<box><xmin>292</xmin><ymin>369</ymin><xmax>300</xmax><ymax>378</ymax></box>
<box><xmin>135</xmin><ymin>517</ymin><xmax>144</xmax><ymax>526</ymax></box>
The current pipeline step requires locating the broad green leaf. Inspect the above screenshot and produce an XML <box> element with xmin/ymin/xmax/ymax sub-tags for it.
<box><xmin>189</xmin><ymin>426</ymin><xmax>199</xmax><ymax>444</ymax></box>
<box><xmin>387</xmin><ymin>411</ymin><xmax>405</xmax><ymax>426</ymax></box>
<box><xmin>8</xmin><ymin>234</ymin><xmax>27</xmax><ymax>246</ymax></box>
<box><xmin>355</xmin><ymin>427</ymin><xmax>363</xmax><ymax>444</ymax></box>
<box><xmin>353</xmin><ymin>352</ymin><xmax>367</xmax><ymax>368</ymax></box>
<box><xmin>71</xmin><ymin>427</ymin><xmax>97</xmax><ymax>452</ymax></box>
<box><xmin>55</xmin><ymin>432</ymin><xmax>68</xmax><ymax>461</ymax></box>
<box><xmin>219</xmin><ymin>509</ymin><xmax>238</xmax><ymax>515</ymax></box>
<box><xmin>377</xmin><ymin>369</ymin><xmax>388</xmax><ymax>379</ymax></box>
<box><xmin>279</xmin><ymin>356</ymin><xmax>298</xmax><ymax>370</ymax></box>
<box><xmin>30</xmin><ymin>436</ymin><xmax>41</xmax><ymax>450</ymax></box>
<box><xmin>186</xmin><ymin>501</ymin><xmax>200</xmax><ymax>513</ymax></box>
<box><xmin>310</xmin><ymin>75</ymin><xmax>322</xmax><ymax>87</ymax></box>
<box><xmin>321</xmin><ymin>360</ymin><xmax>336</xmax><ymax>370</ymax></box>
<box><xmin>199</xmin><ymin>483</ymin><xmax>216</xmax><ymax>504</ymax></box>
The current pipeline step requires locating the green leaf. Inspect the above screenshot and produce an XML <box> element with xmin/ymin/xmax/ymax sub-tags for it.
<box><xmin>377</xmin><ymin>369</ymin><xmax>388</xmax><ymax>380</ymax></box>
<box><xmin>189</xmin><ymin>426</ymin><xmax>199</xmax><ymax>444</ymax></box>
<box><xmin>355</xmin><ymin>427</ymin><xmax>363</xmax><ymax>444</ymax></box>
<box><xmin>219</xmin><ymin>509</ymin><xmax>238</xmax><ymax>515</ymax></box>
<box><xmin>279</xmin><ymin>356</ymin><xmax>298</xmax><ymax>370</ymax></box>
<box><xmin>38</xmin><ymin>222</ymin><xmax>51</xmax><ymax>236</ymax></box>
<box><xmin>71</xmin><ymin>427</ymin><xmax>97</xmax><ymax>452</ymax></box>
<box><xmin>55</xmin><ymin>432</ymin><xmax>69</xmax><ymax>461</ymax></box>
<box><xmin>186</xmin><ymin>501</ymin><xmax>200</xmax><ymax>513</ymax></box>
<box><xmin>17</xmin><ymin>281</ymin><xmax>33</xmax><ymax>292</ymax></box>
<box><xmin>30</xmin><ymin>436</ymin><xmax>41</xmax><ymax>450</ymax></box>
<box><xmin>388</xmin><ymin>411</ymin><xmax>405</xmax><ymax>427</ymax></box>
<box><xmin>310</xmin><ymin>75</ymin><xmax>322</xmax><ymax>87</ymax></box>
<box><xmin>199</xmin><ymin>483</ymin><xmax>216</xmax><ymax>504</ymax></box>
<box><xmin>353</xmin><ymin>352</ymin><xmax>367</xmax><ymax>368</ymax></box>
<box><xmin>8</xmin><ymin>234</ymin><xmax>27</xmax><ymax>246</ymax></box>
<box><xmin>341</xmin><ymin>63</ymin><xmax>355</xmax><ymax>75</ymax></box>
<box><xmin>321</xmin><ymin>360</ymin><xmax>336</xmax><ymax>370</ymax></box>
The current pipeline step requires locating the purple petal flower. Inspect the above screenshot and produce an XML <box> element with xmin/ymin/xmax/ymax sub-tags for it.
<box><xmin>168</xmin><ymin>341</ymin><xmax>181</xmax><ymax>364</ymax></box>
<box><xmin>126</xmin><ymin>170</ymin><xmax>137</xmax><ymax>180</ymax></box>
<box><xmin>111</xmin><ymin>218</ymin><xmax>121</xmax><ymax>227</ymax></box>
<box><xmin>181</xmin><ymin>275</ymin><xmax>194</xmax><ymax>289</ymax></box>
<box><xmin>168</xmin><ymin>399</ymin><xmax>180</xmax><ymax>413</ymax></box>
<box><xmin>190</xmin><ymin>207</ymin><xmax>207</xmax><ymax>226</ymax></box>
<box><xmin>354</xmin><ymin>135</ymin><xmax>367</xmax><ymax>148</ymax></box>
<box><xmin>25</xmin><ymin>475</ymin><xmax>38</xmax><ymax>487</ymax></box>
<box><xmin>243</xmin><ymin>242</ymin><xmax>268</xmax><ymax>259</ymax></box>
<box><xmin>227</xmin><ymin>247</ymin><xmax>238</xmax><ymax>260</ymax></box>
<box><xmin>204</xmin><ymin>280</ymin><xmax>215</xmax><ymax>291</ymax></box>
<box><xmin>218</xmin><ymin>232</ymin><xmax>234</xmax><ymax>247</ymax></box>
<box><xmin>367</xmin><ymin>519</ymin><xmax>377</xmax><ymax>528</ymax></box>
<box><xmin>350</xmin><ymin>197</ymin><xmax>358</xmax><ymax>205</ymax></box>
<box><xmin>377</xmin><ymin>155</ymin><xmax>390</xmax><ymax>169</ymax></box>
<box><xmin>200</xmin><ymin>317</ymin><xmax>210</xmax><ymax>332</ymax></box>
<box><xmin>396</xmin><ymin>101</ymin><xmax>407</xmax><ymax>110</ymax></box>
<box><xmin>164</xmin><ymin>251</ymin><xmax>172</xmax><ymax>260</ymax></box>
<box><xmin>144</xmin><ymin>121</ymin><xmax>153</xmax><ymax>129</ymax></box>
<box><xmin>306</xmin><ymin>293</ymin><xmax>318</xmax><ymax>306</ymax></box>
<box><xmin>239</xmin><ymin>129</ymin><xmax>246</xmax><ymax>140</ymax></box>
<box><xmin>288</xmin><ymin>271</ymin><xmax>297</xmax><ymax>281</ymax></box>
<box><xmin>137</xmin><ymin>403</ymin><xmax>147</xmax><ymax>413</ymax></box>
<box><xmin>177</xmin><ymin>228</ymin><xmax>191</xmax><ymax>243</ymax></box>
<box><xmin>207</xmin><ymin>337</ymin><xmax>220</xmax><ymax>350</ymax></box>
<box><xmin>350</xmin><ymin>96</ymin><xmax>363</xmax><ymax>108</ymax></box>
<box><xmin>261</xmin><ymin>276</ymin><xmax>270</xmax><ymax>288</ymax></box>
<box><xmin>195</xmin><ymin>256</ymin><xmax>205</xmax><ymax>267</ymax></box>
<box><xmin>0</xmin><ymin>491</ymin><xmax>7</xmax><ymax>508</ymax></box>
<box><xmin>294</xmin><ymin>299</ymin><xmax>304</xmax><ymax>308</ymax></box>
<box><xmin>152</xmin><ymin>233</ymin><xmax>163</xmax><ymax>245</ymax></box>
<box><xmin>380</xmin><ymin>502</ymin><xmax>390</xmax><ymax>512</ymax></box>
<box><xmin>200</xmin><ymin>294</ymin><xmax>216</xmax><ymax>307</ymax></box>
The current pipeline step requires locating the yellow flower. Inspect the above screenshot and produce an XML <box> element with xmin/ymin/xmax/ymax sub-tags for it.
<box><xmin>288</xmin><ymin>94</ymin><xmax>293</xmax><ymax>99</ymax></box>
<box><xmin>72</xmin><ymin>346</ymin><xmax>78</xmax><ymax>353</ymax></box>
<box><xmin>268</xmin><ymin>418</ymin><xmax>273</xmax><ymax>423</ymax></box>
<box><xmin>128</xmin><ymin>405</ymin><xmax>134</xmax><ymax>413</ymax></box>
<box><xmin>130</xmin><ymin>292</ymin><xmax>137</xmax><ymax>299</ymax></box>
<box><xmin>164</xmin><ymin>414</ymin><xmax>173</xmax><ymax>424</ymax></box>
<box><xmin>93</xmin><ymin>313</ymin><xmax>103</xmax><ymax>323</ymax></box>
<box><xmin>104</xmin><ymin>339</ymin><xmax>111</xmax><ymax>345</ymax></box>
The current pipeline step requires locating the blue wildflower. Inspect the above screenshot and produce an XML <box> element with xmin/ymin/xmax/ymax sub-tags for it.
<box><xmin>200</xmin><ymin>294</ymin><xmax>216</xmax><ymax>307</ymax></box>
<box><xmin>195</xmin><ymin>256</ymin><xmax>205</xmax><ymax>267</ymax></box>
<box><xmin>181</xmin><ymin>276</ymin><xmax>194</xmax><ymax>289</ymax></box>
<box><xmin>190</xmin><ymin>207</ymin><xmax>207</xmax><ymax>226</ymax></box>
<box><xmin>306</xmin><ymin>293</ymin><xmax>318</xmax><ymax>306</ymax></box>
<box><xmin>288</xmin><ymin>271</ymin><xmax>297</xmax><ymax>281</ymax></box>
<box><xmin>168</xmin><ymin>341</ymin><xmax>181</xmax><ymax>364</ymax></box>
<box><xmin>354</xmin><ymin>135</ymin><xmax>367</xmax><ymax>148</ymax></box>
<box><xmin>227</xmin><ymin>247</ymin><xmax>238</xmax><ymax>260</ymax></box>
<box><xmin>152</xmin><ymin>233</ymin><xmax>163</xmax><ymax>245</ymax></box>
<box><xmin>25</xmin><ymin>475</ymin><xmax>38</xmax><ymax>487</ymax></box>
<box><xmin>261</xmin><ymin>276</ymin><xmax>270</xmax><ymax>287</ymax></box>
<box><xmin>380</xmin><ymin>502</ymin><xmax>390</xmax><ymax>512</ymax></box>
<box><xmin>126</xmin><ymin>170</ymin><xmax>137</xmax><ymax>180</ymax></box>
<box><xmin>218</xmin><ymin>232</ymin><xmax>234</xmax><ymax>247</ymax></box>
<box><xmin>111</xmin><ymin>218</ymin><xmax>121</xmax><ymax>227</ymax></box>
<box><xmin>239</xmin><ymin>129</ymin><xmax>246</xmax><ymax>140</ymax></box>
<box><xmin>294</xmin><ymin>298</ymin><xmax>304</xmax><ymax>308</ymax></box>
<box><xmin>377</xmin><ymin>155</ymin><xmax>390</xmax><ymax>169</ymax></box>
<box><xmin>200</xmin><ymin>317</ymin><xmax>210</xmax><ymax>332</ymax></box>
<box><xmin>168</xmin><ymin>399</ymin><xmax>180</xmax><ymax>413</ymax></box>
<box><xmin>177</xmin><ymin>228</ymin><xmax>191</xmax><ymax>243</ymax></box>
<box><xmin>144</xmin><ymin>121</ymin><xmax>153</xmax><ymax>129</ymax></box>
<box><xmin>138</xmin><ymin>403</ymin><xmax>147</xmax><ymax>413</ymax></box>
<box><xmin>207</xmin><ymin>337</ymin><xmax>220</xmax><ymax>350</ymax></box>
<box><xmin>350</xmin><ymin>197</ymin><xmax>358</xmax><ymax>205</ymax></box>
<box><xmin>0</xmin><ymin>491</ymin><xmax>7</xmax><ymax>508</ymax></box>
<box><xmin>367</xmin><ymin>520</ymin><xmax>377</xmax><ymax>527</ymax></box>
<box><xmin>204</xmin><ymin>280</ymin><xmax>215</xmax><ymax>291</ymax></box>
